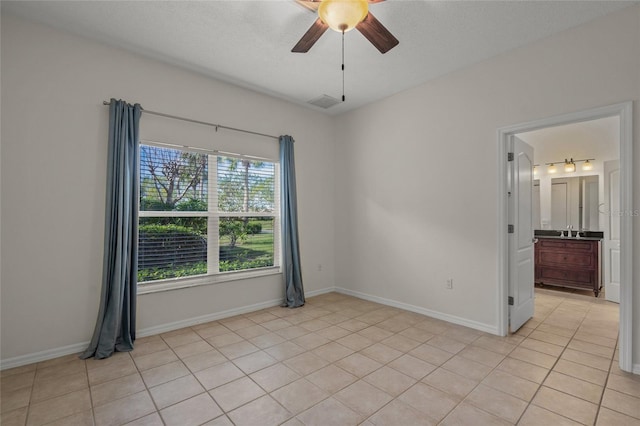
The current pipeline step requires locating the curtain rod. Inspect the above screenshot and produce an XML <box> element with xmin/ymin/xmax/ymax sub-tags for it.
<box><xmin>102</xmin><ymin>100</ymin><xmax>279</xmax><ymax>141</ymax></box>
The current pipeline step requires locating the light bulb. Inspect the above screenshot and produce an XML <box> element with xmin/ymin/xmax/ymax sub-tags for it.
<box><xmin>548</xmin><ymin>163</ymin><xmax>557</xmax><ymax>174</ymax></box>
<box><xmin>564</xmin><ymin>159</ymin><xmax>576</xmax><ymax>173</ymax></box>
<box><xmin>582</xmin><ymin>160</ymin><xmax>593</xmax><ymax>171</ymax></box>
<box><xmin>318</xmin><ymin>0</ymin><xmax>369</xmax><ymax>33</ymax></box>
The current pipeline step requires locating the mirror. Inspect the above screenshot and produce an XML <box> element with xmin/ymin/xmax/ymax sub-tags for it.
<box><xmin>534</xmin><ymin>176</ymin><xmax>599</xmax><ymax>231</ymax></box>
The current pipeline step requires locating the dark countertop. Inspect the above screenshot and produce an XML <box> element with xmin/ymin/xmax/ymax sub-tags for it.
<box><xmin>536</xmin><ymin>235</ymin><xmax>602</xmax><ymax>241</ymax></box>
<box><xmin>535</xmin><ymin>230</ymin><xmax>604</xmax><ymax>240</ymax></box>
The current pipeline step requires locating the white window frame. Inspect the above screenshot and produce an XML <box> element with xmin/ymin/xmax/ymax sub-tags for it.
<box><xmin>137</xmin><ymin>141</ymin><xmax>281</xmax><ymax>295</ymax></box>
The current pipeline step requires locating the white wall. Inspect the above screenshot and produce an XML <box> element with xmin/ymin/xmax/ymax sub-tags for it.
<box><xmin>2</xmin><ymin>6</ymin><xmax>640</xmax><ymax>369</ymax></box>
<box><xmin>0</xmin><ymin>14</ymin><xmax>336</xmax><ymax>362</ymax></box>
<box><xmin>334</xmin><ymin>5</ymin><xmax>639</xmax><ymax>357</ymax></box>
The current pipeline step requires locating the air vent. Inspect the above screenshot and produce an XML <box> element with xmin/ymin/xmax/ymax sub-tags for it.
<box><xmin>308</xmin><ymin>95</ymin><xmax>341</xmax><ymax>109</ymax></box>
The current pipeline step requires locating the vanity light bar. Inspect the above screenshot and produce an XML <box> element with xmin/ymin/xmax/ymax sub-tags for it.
<box><xmin>543</xmin><ymin>158</ymin><xmax>595</xmax><ymax>174</ymax></box>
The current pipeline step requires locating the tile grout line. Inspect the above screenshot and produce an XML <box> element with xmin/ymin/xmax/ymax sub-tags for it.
<box><xmin>85</xmin><ymin>357</ymin><xmax>97</xmax><ymax>426</ymax></box>
<box><xmin>446</xmin><ymin>294</ymin><xmax>565</xmax><ymax>425</ymax></box>
<box><xmin>271</xmin><ymin>306</ymin><xmax>450</xmax><ymax>424</ymax></box>
<box><xmin>22</xmin><ymin>359</ymin><xmax>38</xmax><ymax>426</ymax></box>
<box><xmin>159</xmin><ymin>311</ymin><xmax>343</xmax><ymax>425</ymax></box>
<box><xmin>445</xmin><ymin>291</ymin><xmax>572</xmax><ymax>424</ymax></box>
<box><xmin>156</xmin><ymin>325</ymin><xmax>236</xmax><ymax>425</ymax></box>
<box><xmin>278</xmin><ymin>308</ymin><xmax>416</xmax><ymax>425</ymax></box>
<box><xmin>7</xmin><ymin>291</ymin><xmax>624</xmax><ymax>426</ymax></box>
<box><xmin>135</xmin><ymin>341</ymin><xmax>168</xmax><ymax>426</ymax></box>
<box><xmin>514</xmin><ymin>293</ymin><xmax>615</xmax><ymax>425</ymax></box>
<box><xmin>514</xmin><ymin>297</ymin><xmax>583</xmax><ymax>425</ymax></box>
<box><xmin>591</xmin><ymin>321</ymin><xmax>620</xmax><ymax>425</ymax></box>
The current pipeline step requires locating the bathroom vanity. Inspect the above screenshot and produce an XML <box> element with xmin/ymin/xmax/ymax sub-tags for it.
<box><xmin>534</xmin><ymin>236</ymin><xmax>602</xmax><ymax>297</ymax></box>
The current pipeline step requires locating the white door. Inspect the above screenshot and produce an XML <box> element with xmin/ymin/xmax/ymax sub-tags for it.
<box><xmin>603</xmin><ymin>160</ymin><xmax>620</xmax><ymax>303</ymax></box>
<box><xmin>509</xmin><ymin>136</ymin><xmax>535</xmax><ymax>332</ymax></box>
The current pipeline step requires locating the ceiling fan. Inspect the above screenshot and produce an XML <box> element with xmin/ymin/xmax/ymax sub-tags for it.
<box><xmin>292</xmin><ymin>0</ymin><xmax>399</xmax><ymax>54</ymax></box>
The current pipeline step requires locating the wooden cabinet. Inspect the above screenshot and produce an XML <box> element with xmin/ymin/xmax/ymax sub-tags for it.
<box><xmin>534</xmin><ymin>238</ymin><xmax>601</xmax><ymax>296</ymax></box>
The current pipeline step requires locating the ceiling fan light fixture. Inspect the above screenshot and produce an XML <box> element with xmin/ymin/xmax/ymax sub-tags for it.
<box><xmin>319</xmin><ymin>0</ymin><xmax>369</xmax><ymax>33</ymax></box>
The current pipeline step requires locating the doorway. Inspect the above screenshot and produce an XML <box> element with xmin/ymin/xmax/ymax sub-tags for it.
<box><xmin>519</xmin><ymin>116</ymin><xmax>620</xmax><ymax>302</ymax></box>
<box><xmin>497</xmin><ymin>102</ymin><xmax>633</xmax><ymax>372</ymax></box>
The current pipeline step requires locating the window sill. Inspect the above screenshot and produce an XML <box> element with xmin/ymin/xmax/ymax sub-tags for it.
<box><xmin>137</xmin><ymin>267</ymin><xmax>282</xmax><ymax>295</ymax></box>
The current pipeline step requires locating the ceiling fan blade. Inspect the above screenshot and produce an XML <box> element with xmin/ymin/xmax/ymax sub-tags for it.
<box><xmin>295</xmin><ymin>0</ymin><xmax>320</xmax><ymax>12</ymax></box>
<box><xmin>292</xmin><ymin>18</ymin><xmax>329</xmax><ymax>53</ymax></box>
<box><xmin>356</xmin><ymin>12</ymin><xmax>399</xmax><ymax>54</ymax></box>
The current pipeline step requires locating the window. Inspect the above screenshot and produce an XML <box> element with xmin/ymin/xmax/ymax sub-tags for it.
<box><xmin>138</xmin><ymin>143</ymin><xmax>280</xmax><ymax>290</ymax></box>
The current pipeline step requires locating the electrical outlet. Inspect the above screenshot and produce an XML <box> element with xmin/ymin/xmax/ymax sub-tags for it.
<box><xmin>446</xmin><ymin>278</ymin><xmax>453</xmax><ymax>289</ymax></box>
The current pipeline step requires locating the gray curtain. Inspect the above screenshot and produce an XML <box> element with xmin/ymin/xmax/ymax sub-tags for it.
<box><xmin>81</xmin><ymin>99</ymin><xmax>141</xmax><ymax>359</ymax></box>
<box><xmin>280</xmin><ymin>135</ymin><xmax>305</xmax><ymax>307</ymax></box>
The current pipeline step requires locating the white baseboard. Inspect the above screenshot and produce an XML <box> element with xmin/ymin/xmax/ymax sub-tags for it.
<box><xmin>0</xmin><ymin>286</ymin><xmax>337</xmax><ymax>371</ymax></box>
<box><xmin>137</xmin><ymin>297</ymin><xmax>284</xmax><ymax>338</ymax></box>
<box><xmin>138</xmin><ymin>286</ymin><xmax>336</xmax><ymax>338</ymax></box>
<box><xmin>305</xmin><ymin>287</ymin><xmax>337</xmax><ymax>298</ymax></box>
<box><xmin>334</xmin><ymin>286</ymin><xmax>500</xmax><ymax>335</ymax></box>
<box><xmin>0</xmin><ymin>341</ymin><xmax>89</xmax><ymax>371</ymax></box>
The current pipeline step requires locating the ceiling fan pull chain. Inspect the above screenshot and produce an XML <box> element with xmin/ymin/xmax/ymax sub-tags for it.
<box><xmin>342</xmin><ymin>30</ymin><xmax>345</xmax><ymax>102</ymax></box>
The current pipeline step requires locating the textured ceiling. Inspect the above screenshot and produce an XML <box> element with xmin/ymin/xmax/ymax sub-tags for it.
<box><xmin>2</xmin><ymin>0</ymin><xmax>636</xmax><ymax>115</ymax></box>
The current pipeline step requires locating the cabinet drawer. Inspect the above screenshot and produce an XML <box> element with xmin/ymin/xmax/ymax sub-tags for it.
<box><xmin>538</xmin><ymin>251</ymin><xmax>594</xmax><ymax>268</ymax></box>
<box><xmin>537</xmin><ymin>266</ymin><xmax>596</xmax><ymax>287</ymax></box>
<box><xmin>537</xmin><ymin>239</ymin><xmax>595</xmax><ymax>252</ymax></box>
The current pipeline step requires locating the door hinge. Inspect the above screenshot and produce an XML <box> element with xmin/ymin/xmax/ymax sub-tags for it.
<box><xmin>508</xmin><ymin>296</ymin><xmax>514</xmax><ymax>306</ymax></box>
<box><xmin>507</xmin><ymin>152</ymin><xmax>514</xmax><ymax>161</ymax></box>
<box><xmin>508</xmin><ymin>224</ymin><xmax>514</xmax><ymax>233</ymax></box>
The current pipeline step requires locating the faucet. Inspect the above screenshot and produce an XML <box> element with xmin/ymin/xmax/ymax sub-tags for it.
<box><xmin>566</xmin><ymin>225</ymin><xmax>573</xmax><ymax>238</ymax></box>
<box><xmin>577</xmin><ymin>227</ymin><xmax>588</xmax><ymax>239</ymax></box>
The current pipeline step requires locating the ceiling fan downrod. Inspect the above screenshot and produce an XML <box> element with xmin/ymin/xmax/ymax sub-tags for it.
<box><xmin>342</xmin><ymin>30</ymin><xmax>345</xmax><ymax>102</ymax></box>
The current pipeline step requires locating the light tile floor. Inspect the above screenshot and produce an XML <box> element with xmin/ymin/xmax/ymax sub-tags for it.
<box><xmin>2</xmin><ymin>289</ymin><xmax>639</xmax><ymax>426</ymax></box>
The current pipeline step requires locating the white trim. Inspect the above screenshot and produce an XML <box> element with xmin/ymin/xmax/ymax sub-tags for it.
<box><xmin>0</xmin><ymin>286</ymin><xmax>337</xmax><ymax>371</ymax></box>
<box><xmin>140</xmin><ymin>211</ymin><xmax>278</xmax><ymax>219</ymax></box>
<box><xmin>217</xmin><ymin>212</ymin><xmax>276</xmax><ymax>218</ymax></box>
<box><xmin>304</xmin><ymin>286</ymin><xmax>338</xmax><ymax>298</ymax></box>
<box><xmin>335</xmin><ymin>287</ymin><xmax>499</xmax><ymax>335</ymax></box>
<box><xmin>139</xmin><ymin>211</ymin><xmax>208</xmax><ymax>217</ymax></box>
<box><xmin>137</xmin><ymin>268</ymin><xmax>282</xmax><ymax>295</ymax></box>
<box><xmin>141</xmin><ymin>139</ymin><xmax>278</xmax><ymax>163</ymax></box>
<box><xmin>138</xmin><ymin>287</ymin><xmax>337</xmax><ymax>336</ymax></box>
<box><xmin>136</xmin><ymin>297</ymin><xmax>284</xmax><ymax>338</ymax></box>
<box><xmin>138</xmin><ymin>143</ymin><xmax>281</xmax><ymax>293</ymax></box>
<box><xmin>618</xmin><ymin>102</ymin><xmax>634</xmax><ymax>373</ymax></box>
<box><xmin>633</xmin><ymin>364</ymin><xmax>640</xmax><ymax>375</ymax></box>
<box><xmin>497</xmin><ymin>101</ymin><xmax>633</xmax><ymax>372</ymax></box>
<box><xmin>0</xmin><ymin>341</ymin><xmax>89</xmax><ymax>371</ymax></box>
